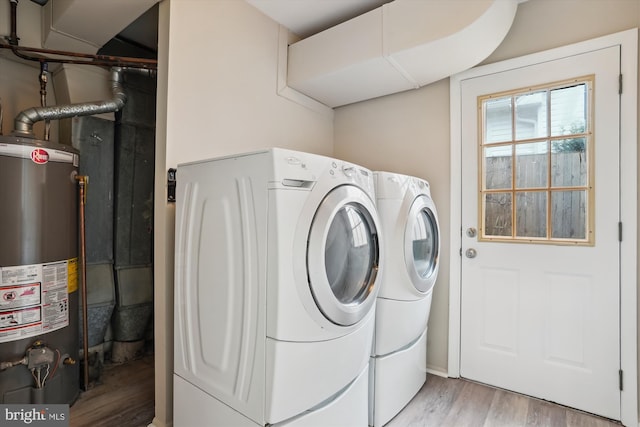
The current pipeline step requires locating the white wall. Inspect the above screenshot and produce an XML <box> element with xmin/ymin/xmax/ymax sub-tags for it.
<box><xmin>153</xmin><ymin>1</ymin><xmax>334</xmax><ymax>426</ymax></box>
<box><xmin>334</xmin><ymin>0</ymin><xmax>640</xmax><ymax>385</ymax></box>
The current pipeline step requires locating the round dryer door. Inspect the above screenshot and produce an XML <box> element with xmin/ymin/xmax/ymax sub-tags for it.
<box><xmin>307</xmin><ymin>185</ymin><xmax>381</xmax><ymax>326</ymax></box>
<box><xmin>404</xmin><ymin>194</ymin><xmax>440</xmax><ymax>293</ymax></box>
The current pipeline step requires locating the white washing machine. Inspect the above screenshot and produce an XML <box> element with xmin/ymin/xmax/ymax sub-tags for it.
<box><xmin>369</xmin><ymin>171</ymin><xmax>440</xmax><ymax>427</ymax></box>
<box><xmin>173</xmin><ymin>148</ymin><xmax>384</xmax><ymax>426</ymax></box>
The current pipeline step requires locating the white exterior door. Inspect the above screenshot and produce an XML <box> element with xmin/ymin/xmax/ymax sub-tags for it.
<box><xmin>460</xmin><ymin>46</ymin><xmax>621</xmax><ymax>419</ymax></box>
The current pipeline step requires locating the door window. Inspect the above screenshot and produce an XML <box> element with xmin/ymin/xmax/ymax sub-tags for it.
<box><xmin>480</xmin><ymin>76</ymin><xmax>594</xmax><ymax>244</ymax></box>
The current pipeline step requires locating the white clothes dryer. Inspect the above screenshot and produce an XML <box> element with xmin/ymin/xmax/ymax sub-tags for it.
<box><xmin>174</xmin><ymin>148</ymin><xmax>384</xmax><ymax>426</ymax></box>
<box><xmin>369</xmin><ymin>171</ymin><xmax>440</xmax><ymax>427</ymax></box>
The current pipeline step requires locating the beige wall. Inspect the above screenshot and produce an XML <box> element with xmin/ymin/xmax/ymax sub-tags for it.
<box><xmin>483</xmin><ymin>0</ymin><xmax>640</xmax><ymax>65</ymax></box>
<box><xmin>153</xmin><ymin>1</ymin><xmax>335</xmax><ymax>426</ymax></box>
<box><xmin>334</xmin><ymin>80</ymin><xmax>452</xmax><ymax>373</ymax></box>
<box><xmin>334</xmin><ymin>0</ymin><xmax>640</xmax><ymax>376</ymax></box>
<box><xmin>0</xmin><ymin>57</ymin><xmax>59</xmax><ymax>140</ymax></box>
<box><xmin>163</xmin><ymin>1</ymin><xmax>333</xmax><ymax>166</ymax></box>
<box><xmin>0</xmin><ymin>0</ymin><xmax>41</xmax><ymax>51</ymax></box>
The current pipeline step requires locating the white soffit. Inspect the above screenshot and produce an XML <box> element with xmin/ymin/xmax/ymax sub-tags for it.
<box><xmin>246</xmin><ymin>0</ymin><xmax>390</xmax><ymax>38</ymax></box>
<box><xmin>287</xmin><ymin>0</ymin><xmax>519</xmax><ymax>107</ymax></box>
<box><xmin>42</xmin><ymin>0</ymin><xmax>159</xmax><ymax>54</ymax></box>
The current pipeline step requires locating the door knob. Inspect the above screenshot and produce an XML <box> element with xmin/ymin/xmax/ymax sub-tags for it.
<box><xmin>465</xmin><ymin>248</ymin><xmax>477</xmax><ymax>259</ymax></box>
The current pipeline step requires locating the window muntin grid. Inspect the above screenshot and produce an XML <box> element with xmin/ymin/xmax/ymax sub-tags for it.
<box><xmin>478</xmin><ymin>76</ymin><xmax>594</xmax><ymax>245</ymax></box>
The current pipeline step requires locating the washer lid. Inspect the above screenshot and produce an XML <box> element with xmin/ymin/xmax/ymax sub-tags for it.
<box><xmin>404</xmin><ymin>194</ymin><xmax>440</xmax><ymax>293</ymax></box>
<box><xmin>307</xmin><ymin>184</ymin><xmax>381</xmax><ymax>326</ymax></box>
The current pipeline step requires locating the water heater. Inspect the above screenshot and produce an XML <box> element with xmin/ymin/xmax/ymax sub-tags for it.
<box><xmin>0</xmin><ymin>135</ymin><xmax>80</xmax><ymax>404</ymax></box>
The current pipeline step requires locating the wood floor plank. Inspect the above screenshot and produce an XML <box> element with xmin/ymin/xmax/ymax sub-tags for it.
<box><xmin>566</xmin><ymin>409</ymin><xmax>620</xmax><ymax>427</ymax></box>
<box><xmin>387</xmin><ymin>375</ymin><xmax>465</xmax><ymax>427</ymax></box>
<box><xmin>439</xmin><ymin>379</ymin><xmax>496</xmax><ymax>427</ymax></box>
<box><xmin>525</xmin><ymin>398</ymin><xmax>567</xmax><ymax>427</ymax></box>
<box><xmin>483</xmin><ymin>388</ymin><xmax>530</xmax><ymax>426</ymax></box>
<box><xmin>70</xmin><ymin>354</ymin><xmax>154</xmax><ymax>427</ymax></box>
<box><xmin>388</xmin><ymin>375</ymin><xmax>620</xmax><ymax>427</ymax></box>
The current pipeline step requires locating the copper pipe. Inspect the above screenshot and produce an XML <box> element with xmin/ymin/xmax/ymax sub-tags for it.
<box><xmin>76</xmin><ymin>176</ymin><xmax>90</xmax><ymax>391</ymax></box>
<box><xmin>3</xmin><ymin>1</ymin><xmax>155</xmax><ymax>68</ymax></box>
<box><xmin>0</xmin><ymin>43</ymin><xmax>157</xmax><ymax>69</ymax></box>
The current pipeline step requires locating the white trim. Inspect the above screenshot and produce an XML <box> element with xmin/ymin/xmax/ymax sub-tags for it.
<box><xmin>617</xmin><ymin>28</ymin><xmax>638</xmax><ymax>427</ymax></box>
<box><xmin>448</xmin><ymin>74</ymin><xmax>463</xmax><ymax>378</ymax></box>
<box><xmin>426</xmin><ymin>367</ymin><xmax>449</xmax><ymax>378</ymax></box>
<box><xmin>449</xmin><ymin>28</ymin><xmax>637</xmax><ymax>426</ymax></box>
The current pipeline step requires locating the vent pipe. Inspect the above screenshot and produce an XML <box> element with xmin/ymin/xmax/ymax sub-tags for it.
<box><xmin>13</xmin><ymin>66</ymin><xmax>127</xmax><ymax>138</ymax></box>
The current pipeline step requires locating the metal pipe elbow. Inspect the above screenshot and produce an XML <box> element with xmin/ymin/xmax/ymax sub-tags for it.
<box><xmin>12</xmin><ymin>66</ymin><xmax>127</xmax><ymax>138</ymax></box>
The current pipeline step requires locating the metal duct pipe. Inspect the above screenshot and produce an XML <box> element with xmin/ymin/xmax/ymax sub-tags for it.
<box><xmin>12</xmin><ymin>67</ymin><xmax>127</xmax><ymax>138</ymax></box>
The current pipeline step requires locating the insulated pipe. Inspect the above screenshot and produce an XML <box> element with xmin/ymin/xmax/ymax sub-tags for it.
<box><xmin>12</xmin><ymin>67</ymin><xmax>127</xmax><ymax>138</ymax></box>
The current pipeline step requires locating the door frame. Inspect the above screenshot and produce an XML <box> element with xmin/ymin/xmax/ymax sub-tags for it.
<box><xmin>448</xmin><ymin>29</ymin><xmax>637</xmax><ymax>425</ymax></box>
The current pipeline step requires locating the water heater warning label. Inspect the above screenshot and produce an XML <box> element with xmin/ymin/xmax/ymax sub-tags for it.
<box><xmin>0</xmin><ymin>260</ymin><xmax>71</xmax><ymax>344</ymax></box>
<box><xmin>0</xmin><ymin>283</ymin><xmax>41</xmax><ymax>310</ymax></box>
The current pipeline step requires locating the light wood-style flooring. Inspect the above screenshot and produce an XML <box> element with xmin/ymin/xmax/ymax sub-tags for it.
<box><xmin>69</xmin><ymin>357</ymin><xmax>620</xmax><ymax>427</ymax></box>
<box><xmin>388</xmin><ymin>374</ymin><xmax>621</xmax><ymax>427</ymax></box>
<box><xmin>70</xmin><ymin>354</ymin><xmax>155</xmax><ymax>427</ymax></box>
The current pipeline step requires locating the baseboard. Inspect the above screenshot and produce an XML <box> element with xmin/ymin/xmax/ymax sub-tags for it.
<box><xmin>426</xmin><ymin>367</ymin><xmax>448</xmax><ymax>378</ymax></box>
<box><xmin>148</xmin><ymin>418</ymin><xmax>173</xmax><ymax>427</ymax></box>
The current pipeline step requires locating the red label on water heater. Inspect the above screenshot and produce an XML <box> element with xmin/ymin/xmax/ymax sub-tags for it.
<box><xmin>31</xmin><ymin>148</ymin><xmax>49</xmax><ymax>164</ymax></box>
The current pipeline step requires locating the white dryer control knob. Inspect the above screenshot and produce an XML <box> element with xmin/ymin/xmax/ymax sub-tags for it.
<box><xmin>286</xmin><ymin>156</ymin><xmax>301</xmax><ymax>165</ymax></box>
<box><xmin>342</xmin><ymin>165</ymin><xmax>356</xmax><ymax>177</ymax></box>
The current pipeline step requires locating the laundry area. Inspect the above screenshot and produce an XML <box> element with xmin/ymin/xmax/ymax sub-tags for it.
<box><xmin>0</xmin><ymin>1</ymin><xmax>639</xmax><ymax>427</ymax></box>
